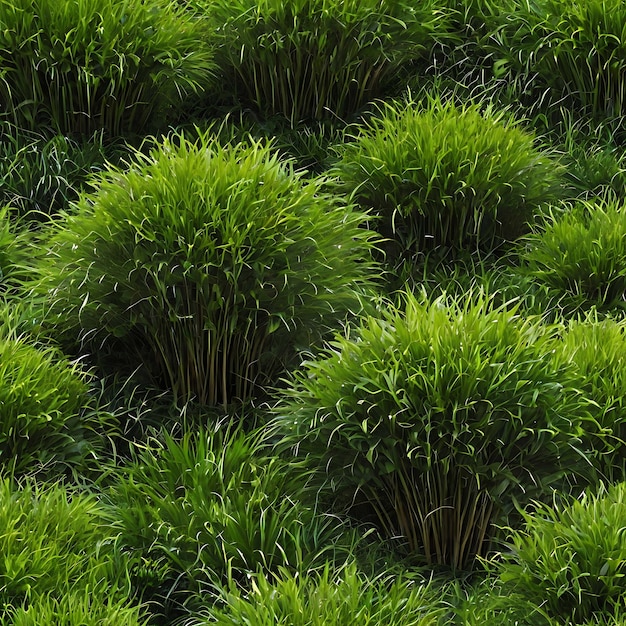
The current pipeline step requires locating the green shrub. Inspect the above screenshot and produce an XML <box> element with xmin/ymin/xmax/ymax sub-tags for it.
<box><xmin>36</xmin><ymin>132</ymin><xmax>377</xmax><ymax>407</ymax></box>
<box><xmin>0</xmin><ymin>206</ymin><xmax>28</xmax><ymax>296</ymax></box>
<box><xmin>330</xmin><ymin>97</ymin><xmax>562</xmax><ymax>259</ymax></box>
<box><xmin>204</xmin><ymin>562</ymin><xmax>442</xmax><ymax>626</ymax></box>
<box><xmin>0</xmin><ymin>335</ymin><xmax>100</xmax><ymax>477</ymax></box>
<box><xmin>0</xmin><ymin>480</ymin><xmax>135</xmax><ymax>613</ymax></box>
<box><xmin>521</xmin><ymin>199</ymin><xmax>626</xmax><ymax>316</ymax></box>
<box><xmin>523</xmin><ymin>0</ymin><xmax>626</xmax><ymax>121</ymax></box>
<box><xmin>204</xmin><ymin>0</ymin><xmax>444</xmax><ymax>125</ymax></box>
<box><xmin>0</xmin><ymin>0</ymin><xmax>215</xmax><ymax>137</ymax></box>
<box><xmin>556</xmin><ymin>316</ymin><xmax>626</xmax><ymax>482</ymax></box>
<box><xmin>499</xmin><ymin>482</ymin><xmax>626</xmax><ymax>624</ymax></box>
<box><xmin>273</xmin><ymin>291</ymin><xmax>590</xmax><ymax>570</ymax></box>
<box><xmin>111</xmin><ymin>424</ymin><xmax>353</xmax><ymax>614</ymax></box>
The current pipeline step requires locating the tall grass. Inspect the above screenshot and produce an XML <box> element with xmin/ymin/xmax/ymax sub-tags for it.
<box><xmin>273</xmin><ymin>291</ymin><xmax>590</xmax><ymax>570</ymax></box>
<box><xmin>111</xmin><ymin>424</ymin><xmax>353</xmax><ymax>615</ymax></box>
<box><xmin>0</xmin><ymin>0</ymin><xmax>215</xmax><ymax>136</ymax></box>
<box><xmin>36</xmin><ymin>131</ymin><xmax>377</xmax><ymax>407</ymax></box>
<box><xmin>331</xmin><ymin>96</ymin><xmax>562</xmax><ymax>259</ymax></box>
<box><xmin>206</xmin><ymin>0</ymin><xmax>446</xmax><ymax>125</ymax></box>
<box><xmin>521</xmin><ymin>199</ymin><xmax>626</xmax><ymax>316</ymax></box>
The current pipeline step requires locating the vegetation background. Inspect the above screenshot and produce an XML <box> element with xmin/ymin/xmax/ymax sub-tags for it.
<box><xmin>2</xmin><ymin>0</ymin><xmax>626</xmax><ymax>624</ymax></box>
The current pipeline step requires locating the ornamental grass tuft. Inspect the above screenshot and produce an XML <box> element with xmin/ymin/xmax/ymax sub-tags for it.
<box><xmin>35</xmin><ymin>131</ymin><xmax>377</xmax><ymax>407</ymax></box>
<box><xmin>0</xmin><ymin>0</ymin><xmax>215</xmax><ymax>137</ymax></box>
<box><xmin>331</xmin><ymin>97</ymin><xmax>562</xmax><ymax>259</ymax></box>
<box><xmin>499</xmin><ymin>482</ymin><xmax>626</xmax><ymax>624</ymax></box>
<box><xmin>205</xmin><ymin>0</ymin><xmax>445</xmax><ymax>125</ymax></box>
<box><xmin>273</xmin><ymin>291</ymin><xmax>590</xmax><ymax>570</ymax></box>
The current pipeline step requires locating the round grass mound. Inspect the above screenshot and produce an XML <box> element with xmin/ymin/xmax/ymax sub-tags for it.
<box><xmin>36</xmin><ymin>131</ymin><xmax>378</xmax><ymax>407</ymax></box>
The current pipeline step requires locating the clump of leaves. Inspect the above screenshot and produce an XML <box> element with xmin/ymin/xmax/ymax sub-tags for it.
<box><xmin>204</xmin><ymin>561</ymin><xmax>443</xmax><ymax>626</ymax></box>
<box><xmin>273</xmin><ymin>291</ymin><xmax>590</xmax><ymax>570</ymax></box>
<box><xmin>35</xmin><ymin>131</ymin><xmax>377</xmax><ymax>407</ymax></box>
<box><xmin>498</xmin><ymin>482</ymin><xmax>626</xmax><ymax>624</ymax></box>
<box><xmin>520</xmin><ymin>199</ymin><xmax>626</xmax><ymax>317</ymax></box>
<box><xmin>205</xmin><ymin>0</ymin><xmax>446</xmax><ymax>125</ymax></box>
<box><xmin>331</xmin><ymin>96</ymin><xmax>562</xmax><ymax>260</ymax></box>
<box><xmin>0</xmin><ymin>0</ymin><xmax>215</xmax><ymax>137</ymax></box>
<box><xmin>0</xmin><ymin>335</ymin><xmax>102</xmax><ymax>478</ymax></box>
<box><xmin>0</xmin><ymin>479</ymin><xmax>138</xmax><ymax>616</ymax></box>
<box><xmin>111</xmin><ymin>423</ymin><xmax>353</xmax><ymax>616</ymax></box>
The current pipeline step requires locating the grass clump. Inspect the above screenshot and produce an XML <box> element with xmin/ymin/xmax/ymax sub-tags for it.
<box><xmin>273</xmin><ymin>291</ymin><xmax>589</xmax><ymax>571</ymax></box>
<box><xmin>0</xmin><ymin>479</ymin><xmax>137</xmax><ymax>615</ymax></box>
<box><xmin>521</xmin><ymin>199</ymin><xmax>626</xmax><ymax>316</ymax></box>
<box><xmin>206</xmin><ymin>0</ymin><xmax>445</xmax><ymax>125</ymax></box>
<box><xmin>556</xmin><ymin>316</ymin><xmax>626</xmax><ymax>482</ymax></box>
<box><xmin>498</xmin><ymin>482</ymin><xmax>626</xmax><ymax>624</ymax></box>
<box><xmin>204</xmin><ymin>562</ymin><xmax>442</xmax><ymax>626</ymax></box>
<box><xmin>331</xmin><ymin>97</ymin><xmax>562</xmax><ymax>260</ymax></box>
<box><xmin>524</xmin><ymin>0</ymin><xmax>626</xmax><ymax>122</ymax></box>
<box><xmin>0</xmin><ymin>0</ymin><xmax>215</xmax><ymax>137</ymax></box>
<box><xmin>0</xmin><ymin>335</ymin><xmax>100</xmax><ymax>478</ymax></box>
<box><xmin>111</xmin><ymin>424</ymin><xmax>350</xmax><ymax>616</ymax></box>
<box><xmin>36</xmin><ymin>131</ymin><xmax>377</xmax><ymax>407</ymax></box>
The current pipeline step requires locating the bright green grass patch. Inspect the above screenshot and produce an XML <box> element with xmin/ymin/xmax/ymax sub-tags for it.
<box><xmin>273</xmin><ymin>291</ymin><xmax>590</xmax><ymax>571</ymax></box>
<box><xmin>111</xmin><ymin>424</ymin><xmax>355</xmax><ymax>616</ymax></box>
<box><xmin>331</xmin><ymin>96</ymin><xmax>562</xmax><ymax>259</ymax></box>
<box><xmin>498</xmin><ymin>482</ymin><xmax>626</xmax><ymax>624</ymax></box>
<box><xmin>521</xmin><ymin>199</ymin><xmax>626</xmax><ymax>316</ymax></box>
<box><xmin>0</xmin><ymin>335</ymin><xmax>101</xmax><ymax>478</ymax></box>
<box><xmin>204</xmin><ymin>562</ymin><xmax>442</xmax><ymax>626</ymax></box>
<box><xmin>35</xmin><ymin>131</ymin><xmax>378</xmax><ymax>407</ymax></box>
<box><xmin>0</xmin><ymin>479</ymin><xmax>138</xmax><ymax>615</ymax></box>
<box><xmin>0</xmin><ymin>0</ymin><xmax>215</xmax><ymax>137</ymax></box>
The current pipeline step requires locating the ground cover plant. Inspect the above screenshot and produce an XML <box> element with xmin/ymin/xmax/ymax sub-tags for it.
<box><xmin>272</xmin><ymin>291</ymin><xmax>590</xmax><ymax>571</ymax></box>
<box><xmin>521</xmin><ymin>198</ymin><xmax>626</xmax><ymax>316</ymax></box>
<box><xmin>4</xmin><ymin>0</ymin><xmax>626</xmax><ymax>623</ymax></box>
<box><xmin>34</xmin><ymin>130</ymin><xmax>377</xmax><ymax>407</ymax></box>
<box><xmin>110</xmin><ymin>423</ymin><xmax>355</xmax><ymax>620</ymax></box>
<box><xmin>203</xmin><ymin>0</ymin><xmax>446</xmax><ymax>125</ymax></box>
<box><xmin>331</xmin><ymin>96</ymin><xmax>562</xmax><ymax>261</ymax></box>
<box><xmin>0</xmin><ymin>0</ymin><xmax>215</xmax><ymax>137</ymax></box>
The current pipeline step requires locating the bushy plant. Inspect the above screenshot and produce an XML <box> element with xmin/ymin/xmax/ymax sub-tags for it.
<box><xmin>111</xmin><ymin>423</ymin><xmax>353</xmax><ymax>615</ymax></box>
<box><xmin>330</xmin><ymin>97</ymin><xmax>562</xmax><ymax>259</ymax></box>
<box><xmin>556</xmin><ymin>316</ymin><xmax>626</xmax><ymax>482</ymax></box>
<box><xmin>0</xmin><ymin>335</ymin><xmax>100</xmax><ymax>477</ymax></box>
<box><xmin>522</xmin><ymin>0</ymin><xmax>626</xmax><ymax>121</ymax></box>
<box><xmin>204</xmin><ymin>562</ymin><xmax>442</xmax><ymax>626</ymax></box>
<box><xmin>498</xmin><ymin>482</ymin><xmax>626</xmax><ymax>624</ymax></box>
<box><xmin>0</xmin><ymin>206</ymin><xmax>28</xmax><ymax>296</ymax></box>
<box><xmin>0</xmin><ymin>0</ymin><xmax>215</xmax><ymax>137</ymax></box>
<box><xmin>521</xmin><ymin>199</ymin><xmax>626</xmax><ymax>316</ymax></box>
<box><xmin>273</xmin><ymin>291</ymin><xmax>590</xmax><ymax>570</ymax></box>
<box><xmin>36</xmin><ymin>132</ymin><xmax>377</xmax><ymax>407</ymax></box>
<box><xmin>204</xmin><ymin>0</ymin><xmax>445</xmax><ymax>125</ymax></box>
<box><xmin>0</xmin><ymin>480</ymin><xmax>135</xmax><ymax>613</ymax></box>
